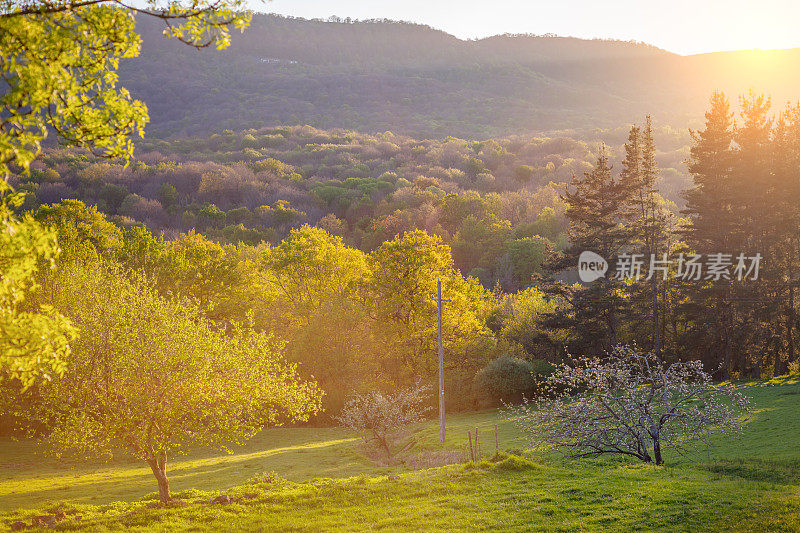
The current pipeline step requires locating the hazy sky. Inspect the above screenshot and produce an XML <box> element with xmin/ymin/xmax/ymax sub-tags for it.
<box><xmin>260</xmin><ymin>0</ymin><xmax>800</xmax><ymax>55</ymax></box>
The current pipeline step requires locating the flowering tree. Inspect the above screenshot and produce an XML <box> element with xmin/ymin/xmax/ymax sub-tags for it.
<box><xmin>337</xmin><ymin>384</ymin><xmax>431</xmax><ymax>463</ymax></box>
<box><xmin>510</xmin><ymin>346</ymin><xmax>750</xmax><ymax>465</ymax></box>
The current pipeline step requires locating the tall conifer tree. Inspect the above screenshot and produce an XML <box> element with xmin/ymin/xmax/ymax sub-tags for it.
<box><xmin>682</xmin><ymin>92</ymin><xmax>738</xmax><ymax>378</ymax></box>
<box><xmin>771</xmin><ymin>104</ymin><xmax>800</xmax><ymax>374</ymax></box>
<box><xmin>734</xmin><ymin>92</ymin><xmax>774</xmax><ymax>377</ymax></box>
<box><xmin>621</xmin><ymin>117</ymin><xmax>673</xmax><ymax>355</ymax></box>
<box><xmin>547</xmin><ymin>148</ymin><xmax>631</xmax><ymax>354</ymax></box>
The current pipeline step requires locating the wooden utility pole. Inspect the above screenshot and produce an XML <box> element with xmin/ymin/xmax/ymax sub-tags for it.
<box><xmin>430</xmin><ymin>278</ymin><xmax>450</xmax><ymax>443</ymax></box>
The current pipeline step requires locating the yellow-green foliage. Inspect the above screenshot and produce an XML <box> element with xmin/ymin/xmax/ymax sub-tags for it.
<box><xmin>0</xmin><ymin>186</ymin><xmax>76</xmax><ymax>387</ymax></box>
<box><xmin>499</xmin><ymin>287</ymin><xmax>571</xmax><ymax>352</ymax></box>
<box><xmin>34</xmin><ymin>200</ymin><xmax>123</xmax><ymax>257</ymax></box>
<box><xmin>262</xmin><ymin>225</ymin><xmax>371</xmax><ymax>408</ymax></box>
<box><xmin>7</xmin><ymin>258</ymin><xmax>322</xmax><ymax>490</ymax></box>
<box><xmin>0</xmin><ymin>0</ymin><xmax>254</xmax><ymax>388</ymax></box>
<box><xmin>21</xmin><ymin>202</ymin><xmax>503</xmax><ymax>418</ymax></box>
<box><xmin>252</xmin><ymin>226</ymin><xmax>497</xmax><ymax>413</ymax></box>
<box><xmin>0</xmin><ymin>0</ymin><xmax>251</xmax><ymax>176</ymax></box>
<box><xmin>369</xmin><ymin>230</ymin><xmax>495</xmax><ymax>388</ymax></box>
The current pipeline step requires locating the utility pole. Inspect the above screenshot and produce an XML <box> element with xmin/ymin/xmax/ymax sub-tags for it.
<box><xmin>430</xmin><ymin>278</ymin><xmax>450</xmax><ymax>443</ymax></box>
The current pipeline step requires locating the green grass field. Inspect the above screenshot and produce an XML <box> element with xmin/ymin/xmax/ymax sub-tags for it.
<box><xmin>2</xmin><ymin>377</ymin><xmax>800</xmax><ymax>531</ymax></box>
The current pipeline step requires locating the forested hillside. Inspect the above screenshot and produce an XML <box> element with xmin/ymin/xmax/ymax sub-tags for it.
<box><xmin>119</xmin><ymin>14</ymin><xmax>800</xmax><ymax>138</ymax></box>
<box><xmin>14</xmin><ymin>124</ymin><xmax>690</xmax><ymax>289</ymax></box>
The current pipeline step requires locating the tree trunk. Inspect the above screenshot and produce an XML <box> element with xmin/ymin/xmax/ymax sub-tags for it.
<box><xmin>777</xmin><ymin>285</ymin><xmax>794</xmax><ymax>376</ymax></box>
<box><xmin>789</xmin><ymin>284</ymin><xmax>796</xmax><ymax>371</ymax></box>
<box><xmin>639</xmin><ymin>437</ymin><xmax>652</xmax><ymax>463</ymax></box>
<box><xmin>376</xmin><ymin>435</ymin><xmax>392</xmax><ymax>462</ymax></box>
<box><xmin>651</xmin><ymin>275</ymin><xmax>661</xmax><ymax>355</ymax></box>
<box><xmin>607</xmin><ymin>289</ymin><xmax>618</xmax><ymax>348</ymax></box>
<box><xmin>147</xmin><ymin>451</ymin><xmax>172</xmax><ymax>504</ymax></box>
<box><xmin>652</xmin><ymin>436</ymin><xmax>664</xmax><ymax>466</ymax></box>
<box><xmin>721</xmin><ymin>304</ymin><xmax>732</xmax><ymax>380</ymax></box>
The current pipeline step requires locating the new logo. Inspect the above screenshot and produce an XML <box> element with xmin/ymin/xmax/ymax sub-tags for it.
<box><xmin>578</xmin><ymin>251</ymin><xmax>608</xmax><ymax>282</ymax></box>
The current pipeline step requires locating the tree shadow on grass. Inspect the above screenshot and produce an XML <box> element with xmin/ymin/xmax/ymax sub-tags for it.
<box><xmin>0</xmin><ymin>435</ymin><xmax>365</xmax><ymax>511</ymax></box>
<box><xmin>700</xmin><ymin>458</ymin><xmax>800</xmax><ymax>485</ymax></box>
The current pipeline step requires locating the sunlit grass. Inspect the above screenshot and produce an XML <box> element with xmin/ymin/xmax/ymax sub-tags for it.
<box><xmin>0</xmin><ymin>428</ymin><xmax>364</xmax><ymax>509</ymax></box>
<box><xmin>2</xmin><ymin>379</ymin><xmax>800</xmax><ymax>531</ymax></box>
<box><xmin>0</xmin><ymin>411</ymin><xmax>522</xmax><ymax>511</ymax></box>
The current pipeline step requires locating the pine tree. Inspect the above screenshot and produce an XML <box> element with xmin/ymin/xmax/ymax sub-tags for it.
<box><xmin>546</xmin><ymin>148</ymin><xmax>631</xmax><ymax>354</ymax></box>
<box><xmin>621</xmin><ymin>118</ymin><xmax>673</xmax><ymax>355</ymax></box>
<box><xmin>734</xmin><ymin>92</ymin><xmax>775</xmax><ymax>377</ymax></box>
<box><xmin>683</xmin><ymin>92</ymin><xmax>737</xmax><ymax>252</ymax></box>
<box><xmin>771</xmin><ymin>103</ymin><xmax>800</xmax><ymax>374</ymax></box>
<box><xmin>682</xmin><ymin>92</ymin><xmax>738</xmax><ymax>378</ymax></box>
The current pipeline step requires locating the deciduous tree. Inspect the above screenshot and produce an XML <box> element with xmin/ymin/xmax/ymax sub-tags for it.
<box><xmin>15</xmin><ymin>260</ymin><xmax>322</xmax><ymax>503</ymax></box>
<box><xmin>0</xmin><ymin>186</ymin><xmax>75</xmax><ymax>387</ymax></box>
<box><xmin>510</xmin><ymin>346</ymin><xmax>749</xmax><ymax>465</ymax></box>
<box><xmin>369</xmin><ymin>230</ymin><xmax>494</xmax><ymax>390</ymax></box>
<box><xmin>1</xmin><ymin>0</ymin><xmax>251</xmax><ymax>175</ymax></box>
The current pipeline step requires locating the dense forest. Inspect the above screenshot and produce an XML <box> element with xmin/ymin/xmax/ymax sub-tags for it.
<box><xmin>10</xmin><ymin>3</ymin><xmax>800</xmax><ymax>527</ymax></box>
<box><xmin>14</xmin><ymin>125</ymin><xmax>691</xmax><ymax>289</ymax></box>
<box><xmin>7</xmin><ymin>91</ymin><xmax>799</xmax><ymax>425</ymax></box>
<box><xmin>117</xmin><ymin>14</ymin><xmax>800</xmax><ymax>138</ymax></box>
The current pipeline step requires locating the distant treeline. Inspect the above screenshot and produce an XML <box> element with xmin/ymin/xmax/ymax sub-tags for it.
<box><xmin>14</xmin><ymin>125</ymin><xmax>690</xmax><ymax>291</ymax></box>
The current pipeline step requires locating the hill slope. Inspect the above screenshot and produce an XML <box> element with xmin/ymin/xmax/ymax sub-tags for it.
<box><xmin>119</xmin><ymin>14</ymin><xmax>800</xmax><ymax>139</ymax></box>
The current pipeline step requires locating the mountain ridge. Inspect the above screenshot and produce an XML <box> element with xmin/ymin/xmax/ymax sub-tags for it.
<box><xmin>121</xmin><ymin>14</ymin><xmax>800</xmax><ymax>139</ymax></box>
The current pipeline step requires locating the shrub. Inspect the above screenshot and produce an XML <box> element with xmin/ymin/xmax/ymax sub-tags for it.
<box><xmin>472</xmin><ymin>355</ymin><xmax>553</xmax><ymax>408</ymax></box>
<box><xmin>337</xmin><ymin>384</ymin><xmax>431</xmax><ymax>465</ymax></box>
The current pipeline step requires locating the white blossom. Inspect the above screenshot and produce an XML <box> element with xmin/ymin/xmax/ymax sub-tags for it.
<box><xmin>508</xmin><ymin>346</ymin><xmax>750</xmax><ymax>465</ymax></box>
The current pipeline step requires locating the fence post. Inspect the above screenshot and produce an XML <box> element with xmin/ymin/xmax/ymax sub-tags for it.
<box><xmin>468</xmin><ymin>431</ymin><xmax>475</xmax><ymax>462</ymax></box>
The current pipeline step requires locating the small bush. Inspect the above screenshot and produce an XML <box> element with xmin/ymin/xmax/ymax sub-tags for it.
<box><xmin>337</xmin><ymin>384</ymin><xmax>432</xmax><ymax>465</ymax></box>
<box><xmin>490</xmin><ymin>453</ymin><xmax>540</xmax><ymax>472</ymax></box>
<box><xmin>472</xmin><ymin>355</ymin><xmax>553</xmax><ymax>408</ymax></box>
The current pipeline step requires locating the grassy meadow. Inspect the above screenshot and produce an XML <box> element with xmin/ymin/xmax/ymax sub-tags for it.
<box><xmin>2</xmin><ymin>377</ymin><xmax>800</xmax><ymax>531</ymax></box>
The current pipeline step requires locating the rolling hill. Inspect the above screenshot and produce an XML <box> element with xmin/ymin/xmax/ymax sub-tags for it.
<box><xmin>120</xmin><ymin>14</ymin><xmax>800</xmax><ymax>139</ymax></box>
